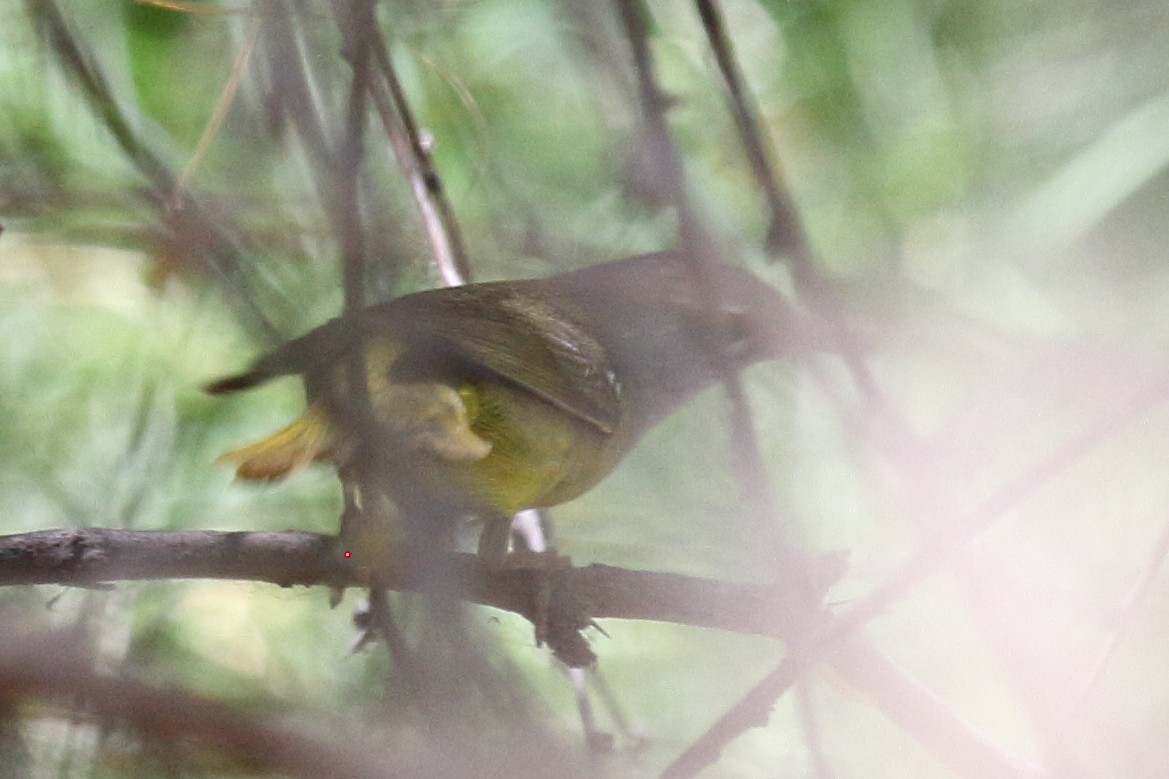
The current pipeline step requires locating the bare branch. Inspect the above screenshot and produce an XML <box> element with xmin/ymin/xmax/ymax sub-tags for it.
<box><xmin>659</xmin><ymin>635</ymin><xmax>1046</xmax><ymax>779</ymax></box>
<box><xmin>175</xmin><ymin>15</ymin><xmax>261</xmax><ymax>194</ymax></box>
<box><xmin>829</xmin><ymin>640</ymin><xmax>1050</xmax><ymax>779</ymax></box>
<box><xmin>690</xmin><ymin>0</ymin><xmax>886</xmax><ymax>406</ymax></box>
<box><xmin>611</xmin><ymin>0</ymin><xmax>795</xmax><ymax>568</ymax></box>
<box><xmin>692</xmin><ymin>0</ymin><xmax>813</xmax><ymax>272</ymax></box>
<box><xmin>259</xmin><ymin>3</ymin><xmax>336</xmax><ymax>202</ymax></box>
<box><xmin>1076</xmin><ymin>506</ymin><xmax>1169</xmax><ymax>707</ymax></box>
<box><xmin>0</xmin><ymin>527</ymin><xmax>820</xmax><ymax>637</ymax></box>
<box><xmin>796</xmin><ymin>681</ymin><xmax>836</xmax><ymax>779</ymax></box>
<box><xmin>367</xmin><ymin>26</ymin><xmax>472</xmax><ymax>286</ymax></box>
<box><xmin>835</xmin><ymin>376</ymin><xmax>1169</xmax><ymax>645</ymax></box>
<box><xmin>0</xmin><ymin>528</ymin><xmax>344</xmax><ymax>588</ymax></box>
<box><xmin>0</xmin><ymin>526</ymin><xmax>1046</xmax><ymax>779</ymax></box>
<box><xmin>656</xmin><ymin>373</ymin><xmax>1169</xmax><ymax>779</ymax></box>
<box><xmin>332</xmin><ymin>0</ymin><xmax>375</xmax><ymax>317</ymax></box>
<box><xmin>27</xmin><ymin>0</ymin><xmax>280</xmax><ymax>342</ymax></box>
<box><xmin>2</xmin><ymin>525</ymin><xmax>815</xmax><ymax>706</ymax></box>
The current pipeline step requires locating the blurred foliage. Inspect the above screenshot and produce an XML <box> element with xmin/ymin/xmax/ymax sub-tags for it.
<box><xmin>2</xmin><ymin>0</ymin><xmax>1169</xmax><ymax>777</ymax></box>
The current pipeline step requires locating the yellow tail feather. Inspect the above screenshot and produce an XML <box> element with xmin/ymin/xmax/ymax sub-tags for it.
<box><xmin>217</xmin><ymin>405</ymin><xmax>335</xmax><ymax>481</ymax></box>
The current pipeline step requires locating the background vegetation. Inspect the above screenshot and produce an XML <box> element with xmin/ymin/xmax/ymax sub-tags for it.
<box><xmin>2</xmin><ymin>0</ymin><xmax>1169</xmax><ymax>777</ymax></box>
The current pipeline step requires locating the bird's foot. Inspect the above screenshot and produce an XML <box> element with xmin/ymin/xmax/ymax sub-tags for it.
<box><xmin>496</xmin><ymin>549</ymin><xmax>571</xmax><ymax>647</ymax></box>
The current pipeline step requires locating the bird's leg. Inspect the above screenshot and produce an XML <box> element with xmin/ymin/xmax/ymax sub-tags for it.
<box><xmin>478</xmin><ymin>510</ymin><xmax>570</xmax><ymax>645</ymax></box>
<box><xmin>508</xmin><ymin>508</ymin><xmax>570</xmax><ymax>566</ymax></box>
<box><xmin>475</xmin><ymin>511</ymin><xmax>515</xmax><ymax>568</ymax></box>
<box><xmin>567</xmin><ymin>666</ymin><xmax>614</xmax><ymax>752</ymax></box>
<box><xmin>334</xmin><ymin>472</ymin><xmax>412</xmax><ymax>592</ymax></box>
<box><xmin>482</xmin><ymin>508</ymin><xmax>571</xmax><ymax>570</ymax></box>
<box><xmin>586</xmin><ymin>666</ymin><xmax>650</xmax><ymax>750</ymax></box>
<box><xmin>325</xmin><ymin>481</ymin><xmax>365</xmax><ymax>609</ymax></box>
<box><xmin>338</xmin><ymin>478</ymin><xmax>362</xmax><ymax>546</ymax></box>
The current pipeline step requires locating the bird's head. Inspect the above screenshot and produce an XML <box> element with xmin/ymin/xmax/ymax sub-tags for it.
<box><xmin>550</xmin><ymin>252</ymin><xmax>819</xmax><ymax>425</ymax></box>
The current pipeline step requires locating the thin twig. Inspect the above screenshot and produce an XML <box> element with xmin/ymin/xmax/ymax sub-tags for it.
<box><xmin>323</xmin><ymin>0</ymin><xmax>382</xmax><ymax>462</ymax></box>
<box><xmin>364</xmin><ymin>21</ymin><xmax>559</xmax><ymax>588</ymax></box>
<box><xmin>138</xmin><ymin>0</ymin><xmax>249</xmax><ymax>14</ymax></box>
<box><xmin>367</xmin><ymin>27</ymin><xmax>472</xmax><ymax>286</ymax></box>
<box><xmin>174</xmin><ymin>14</ymin><xmax>262</xmax><ymax>196</ymax></box>
<box><xmin>837</xmin><ymin>377</ymin><xmax>1169</xmax><ymax>642</ymax></box>
<box><xmin>660</xmin><ymin>633</ymin><xmax>1045</xmax><ymax>779</ymax></box>
<box><xmin>28</xmin><ymin>0</ymin><xmax>280</xmax><ymax>341</ymax></box>
<box><xmin>657</xmin><ymin>375</ymin><xmax>1169</xmax><ymax>779</ymax></box>
<box><xmin>259</xmin><ymin>3</ymin><xmax>335</xmax><ymax>197</ymax></box>
<box><xmin>691</xmin><ymin>0</ymin><xmax>884</xmax><ymax>405</ymax></box>
<box><xmin>327</xmin><ymin>0</ymin><xmax>431</xmax><ymax>697</ymax></box>
<box><xmin>611</xmin><ymin>0</ymin><xmax>793</xmax><ymax>565</ymax></box>
<box><xmin>332</xmin><ymin>0</ymin><xmax>374</xmax><ymax>316</ymax></box>
<box><xmin>1076</xmin><ymin>507</ymin><xmax>1169</xmax><ymax>707</ymax></box>
<box><xmin>692</xmin><ymin>0</ymin><xmax>813</xmax><ymax>273</ymax></box>
<box><xmin>829</xmin><ymin>639</ymin><xmax>1048</xmax><ymax>779</ymax></box>
<box><xmin>796</xmin><ymin>681</ymin><xmax>836</xmax><ymax>779</ymax></box>
<box><xmin>657</xmin><ymin>642</ymin><xmax>807</xmax><ymax>779</ymax></box>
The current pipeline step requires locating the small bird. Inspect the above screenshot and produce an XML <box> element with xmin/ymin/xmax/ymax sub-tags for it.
<box><xmin>205</xmin><ymin>251</ymin><xmax>805</xmax><ymax>564</ymax></box>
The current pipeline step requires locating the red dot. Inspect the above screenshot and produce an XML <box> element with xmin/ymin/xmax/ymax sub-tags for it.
<box><xmin>343</xmin><ymin>550</ymin><xmax>351</xmax><ymax>558</ymax></box>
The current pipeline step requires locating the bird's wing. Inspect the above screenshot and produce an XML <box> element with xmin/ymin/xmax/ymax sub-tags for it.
<box><xmin>374</xmin><ymin>284</ymin><xmax>623</xmax><ymax>435</ymax></box>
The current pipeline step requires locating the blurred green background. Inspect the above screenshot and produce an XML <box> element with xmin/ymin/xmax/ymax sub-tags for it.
<box><xmin>3</xmin><ymin>0</ymin><xmax>1169</xmax><ymax>777</ymax></box>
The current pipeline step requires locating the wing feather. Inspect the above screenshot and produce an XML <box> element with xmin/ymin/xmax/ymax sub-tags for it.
<box><xmin>375</xmin><ymin>284</ymin><xmax>622</xmax><ymax>434</ymax></box>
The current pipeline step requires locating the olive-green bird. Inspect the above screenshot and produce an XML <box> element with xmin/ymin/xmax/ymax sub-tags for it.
<box><xmin>205</xmin><ymin>251</ymin><xmax>806</xmax><ymax>564</ymax></box>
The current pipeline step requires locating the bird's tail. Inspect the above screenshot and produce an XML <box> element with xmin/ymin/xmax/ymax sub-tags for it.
<box><xmin>216</xmin><ymin>404</ymin><xmax>336</xmax><ymax>481</ymax></box>
<box><xmin>203</xmin><ymin>328</ymin><xmax>327</xmax><ymax>395</ymax></box>
<box><xmin>203</xmin><ymin>368</ymin><xmax>271</xmax><ymax>395</ymax></box>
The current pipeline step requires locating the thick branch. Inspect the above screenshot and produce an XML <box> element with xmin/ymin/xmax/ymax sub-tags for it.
<box><xmin>0</xmin><ymin>528</ymin><xmax>345</xmax><ymax>589</ymax></box>
<box><xmin>0</xmin><ymin>528</ymin><xmax>818</xmax><ymax>637</ymax></box>
<box><xmin>0</xmin><ymin>527</ymin><xmax>1043</xmax><ymax>778</ymax></box>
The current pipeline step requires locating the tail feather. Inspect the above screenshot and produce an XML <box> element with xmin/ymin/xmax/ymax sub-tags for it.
<box><xmin>217</xmin><ymin>405</ymin><xmax>335</xmax><ymax>481</ymax></box>
<box><xmin>203</xmin><ymin>369</ymin><xmax>269</xmax><ymax>395</ymax></box>
<box><xmin>204</xmin><ymin>337</ymin><xmax>317</xmax><ymax>395</ymax></box>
